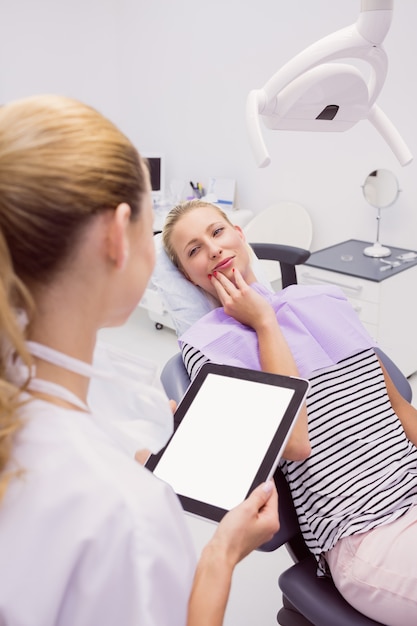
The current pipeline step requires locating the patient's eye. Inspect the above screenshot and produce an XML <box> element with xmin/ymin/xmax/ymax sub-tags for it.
<box><xmin>213</xmin><ymin>227</ymin><xmax>224</xmax><ymax>237</ymax></box>
<box><xmin>188</xmin><ymin>245</ymin><xmax>199</xmax><ymax>257</ymax></box>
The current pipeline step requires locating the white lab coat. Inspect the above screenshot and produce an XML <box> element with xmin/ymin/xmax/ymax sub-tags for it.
<box><xmin>0</xmin><ymin>397</ymin><xmax>196</xmax><ymax>625</ymax></box>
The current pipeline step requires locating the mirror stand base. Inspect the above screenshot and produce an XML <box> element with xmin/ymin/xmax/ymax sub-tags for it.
<box><xmin>363</xmin><ymin>242</ymin><xmax>391</xmax><ymax>257</ymax></box>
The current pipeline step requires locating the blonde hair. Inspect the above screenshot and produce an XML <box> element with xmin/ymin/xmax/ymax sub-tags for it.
<box><xmin>0</xmin><ymin>94</ymin><xmax>147</xmax><ymax>499</ymax></box>
<box><xmin>162</xmin><ymin>199</ymin><xmax>233</xmax><ymax>271</ymax></box>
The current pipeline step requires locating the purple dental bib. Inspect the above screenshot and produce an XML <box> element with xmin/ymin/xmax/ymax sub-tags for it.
<box><xmin>179</xmin><ymin>284</ymin><xmax>375</xmax><ymax>379</ymax></box>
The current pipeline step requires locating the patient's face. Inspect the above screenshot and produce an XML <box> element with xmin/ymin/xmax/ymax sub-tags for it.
<box><xmin>170</xmin><ymin>206</ymin><xmax>256</xmax><ymax>298</ymax></box>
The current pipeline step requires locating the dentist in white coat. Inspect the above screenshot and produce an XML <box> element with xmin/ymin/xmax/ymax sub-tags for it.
<box><xmin>0</xmin><ymin>94</ymin><xmax>279</xmax><ymax>626</ymax></box>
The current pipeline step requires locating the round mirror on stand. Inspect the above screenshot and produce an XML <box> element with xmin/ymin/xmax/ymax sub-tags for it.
<box><xmin>362</xmin><ymin>169</ymin><xmax>400</xmax><ymax>257</ymax></box>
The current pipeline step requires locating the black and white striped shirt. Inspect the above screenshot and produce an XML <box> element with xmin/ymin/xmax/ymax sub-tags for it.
<box><xmin>181</xmin><ymin>344</ymin><xmax>417</xmax><ymax>571</ymax></box>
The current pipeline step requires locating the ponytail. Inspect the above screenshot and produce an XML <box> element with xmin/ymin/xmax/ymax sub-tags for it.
<box><xmin>0</xmin><ymin>230</ymin><xmax>33</xmax><ymax>501</ymax></box>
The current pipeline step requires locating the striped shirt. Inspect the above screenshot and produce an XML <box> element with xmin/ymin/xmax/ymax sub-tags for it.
<box><xmin>181</xmin><ymin>344</ymin><xmax>417</xmax><ymax>573</ymax></box>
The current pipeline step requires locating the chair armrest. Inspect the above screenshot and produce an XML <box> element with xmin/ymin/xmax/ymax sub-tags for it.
<box><xmin>374</xmin><ymin>346</ymin><xmax>412</xmax><ymax>403</ymax></box>
<box><xmin>160</xmin><ymin>352</ymin><xmax>191</xmax><ymax>405</ymax></box>
<box><xmin>257</xmin><ymin>469</ymin><xmax>309</xmax><ymax>559</ymax></box>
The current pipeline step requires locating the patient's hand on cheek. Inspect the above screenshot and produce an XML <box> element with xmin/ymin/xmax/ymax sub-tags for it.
<box><xmin>211</xmin><ymin>268</ymin><xmax>277</xmax><ymax>331</ymax></box>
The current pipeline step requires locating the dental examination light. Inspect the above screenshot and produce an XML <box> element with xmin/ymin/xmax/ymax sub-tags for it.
<box><xmin>246</xmin><ymin>0</ymin><xmax>412</xmax><ymax>168</ymax></box>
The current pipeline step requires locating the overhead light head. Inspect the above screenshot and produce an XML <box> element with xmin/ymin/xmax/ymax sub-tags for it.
<box><xmin>246</xmin><ymin>0</ymin><xmax>412</xmax><ymax>167</ymax></box>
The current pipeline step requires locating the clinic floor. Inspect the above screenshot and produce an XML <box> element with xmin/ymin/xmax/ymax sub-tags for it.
<box><xmin>99</xmin><ymin>306</ymin><xmax>417</xmax><ymax>626</ymax></box>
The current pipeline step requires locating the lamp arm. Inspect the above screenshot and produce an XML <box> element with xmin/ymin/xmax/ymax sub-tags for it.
<box><xmin>368</xmin><ymin>104</ymin><xmax>413</xmax><ymax>166</ymax></box>
<box><xmin>246</xmin><ymin>90</ymin><xmax>270</xmax><ymax>168</ymax></box>
<box><xmin>262</xmin><ymin>23</ymin><xmax>387</xmax><ymax>107</ymax></box>
<box><xmin>359</xmin><ymin>0</ymin><xmax>393</xmax><ymax>44</ymax></box>
<box><xmin>366</xmin><ymin>46</ymin><xmax>388</xmax><ymax>107</ymax></box>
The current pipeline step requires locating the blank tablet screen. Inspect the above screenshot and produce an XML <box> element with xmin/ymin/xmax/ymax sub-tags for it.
<box><xmin>146</xmin><ymin>363</ymin><xmax>309</xmax><ymax>521</ymax></box>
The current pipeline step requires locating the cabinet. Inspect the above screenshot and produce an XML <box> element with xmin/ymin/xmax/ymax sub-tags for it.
<box><xmin>297</xmin><ymin>239</ymin><xmax>417</xmax><ymax>377</ymax></box>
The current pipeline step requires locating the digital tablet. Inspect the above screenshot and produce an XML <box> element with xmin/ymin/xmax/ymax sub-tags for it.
<box><xmin>146</xmin><ymin>363</ymin><xmax>309</xmax><ymax>522</ymax></box>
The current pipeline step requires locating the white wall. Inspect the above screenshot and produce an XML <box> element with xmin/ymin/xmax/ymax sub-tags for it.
<box><xmin>2</xmin><ymin>4</ymin><xmax>416</xmax><ymax>624</ymax></box>
<box><xmin>1</xmin><ymin>0</ymin><xmax>416</xmax><ymax>252</ymax></box>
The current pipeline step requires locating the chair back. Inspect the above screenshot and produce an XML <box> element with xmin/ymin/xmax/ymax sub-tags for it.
<box><xmin>244</xmin><ymin>202</ymin><xmax>313</xmax><ymax>284</ymax></box>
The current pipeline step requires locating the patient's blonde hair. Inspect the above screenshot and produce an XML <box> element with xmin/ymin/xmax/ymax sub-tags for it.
<box><xmin>162</xmin><ymin>199</ymin><xmax>234</xmax><ymax>272</ymax></box>
<box><xmin>0</xmin><ymin>94</ymin><xmax>147</xmax><ymax>500</ymax></box>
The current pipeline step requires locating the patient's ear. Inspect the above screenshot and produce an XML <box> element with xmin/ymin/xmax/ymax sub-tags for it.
<box><xmin>181</xmin><ymin>271</ymin><xmax>200</xmax><ymax>287</ymax></box>
<box><xmin>234</xmin><ymin>224</ymin><xmax>246</xmax><ymax>240</ymax></box>
<box><xmin>180</xmin><ymin>268</ymin><xmax>195</xmax><ymax>285</ymax></box>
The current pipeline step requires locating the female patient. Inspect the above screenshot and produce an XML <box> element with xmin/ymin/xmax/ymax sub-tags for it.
<box><xmin>0</xmin><ymin>96</ymin><xmax>279</xmax><ymax>626</ymax></box>
<box><xmin>163</xmin><ymin>199</ymin><xmax>417</xmax><ymax>626</ymax></box>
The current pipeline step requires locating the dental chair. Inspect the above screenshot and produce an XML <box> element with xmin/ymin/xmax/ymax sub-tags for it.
<box><xmin>157</xmin><ymin>242</ymin><xmax>412</xmax><ymax>626</ymax></box>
